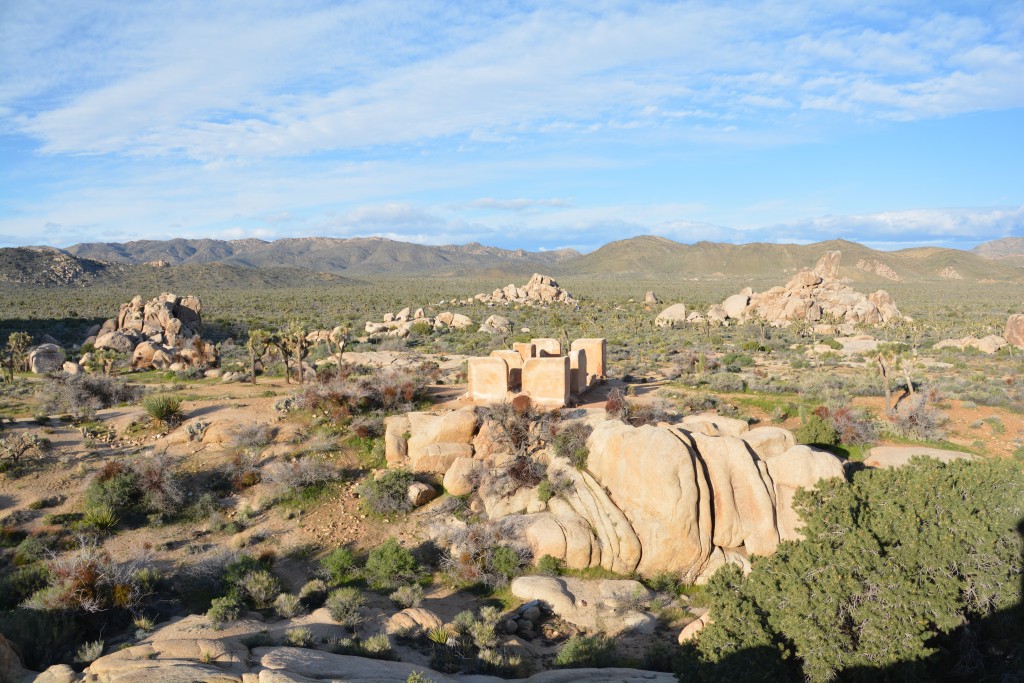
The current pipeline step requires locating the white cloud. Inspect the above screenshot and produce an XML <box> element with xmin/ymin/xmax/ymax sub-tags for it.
<box><xmin>5</xmin><ymin>2</ymin><xmax>1023</xmax><ymax>161</ymax></box>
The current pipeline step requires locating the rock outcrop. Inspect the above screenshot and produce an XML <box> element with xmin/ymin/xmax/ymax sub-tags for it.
<box><xmin>28</xmin><ymin>343</ymin><xmax>66</xmax><ymax>374</ymax></box>
<box><xmin>509</xmin><ymin>576</ymin><xmax>657</xmax><ymax>636</ymax></box>
<box><xmin>864</xmin><ymin>446</ymin><xmax>975</xmax><ymax>469</ymax></box>
<box><xmin>1005</xmin><ymin>314</ymin><xmax>1024</xmax><ymax>348</ymax></box>
<box><xmin>405</xmin><ymin>408</ymin><xmax>845</xmax><ymax>583</ymax></box>
<box><xmin>364</xmin><ymin>308</ymin><xmax>472</xmax><ymax>339</ymax></box>
<box><xmin>469</xmin><ymin>273</ymin><xmax>577</xmax><ymax>307</ymax></box>
<box><xmin>78</xmin><ymin>293</ymin><xmax>215</xmax><ymax>372</ymax></box>
<box><xmin>934</xmin><ymin>335</ymin><xmax>1007</xmax><ymax>354</ymax></box>
<box><xmin>655</xmin><ymin>303</ymin><xmax>687</xmax><ymax>328</ymax></box>
<box><xmin>690</xmin><ymin>251</ymin><xmax>903</xmax><ymax>327</ymax></box>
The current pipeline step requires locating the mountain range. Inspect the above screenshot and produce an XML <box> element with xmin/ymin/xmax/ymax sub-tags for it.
<box><xmin>2</xmin><ymin>235</ymin><xmax>1022</xmax><ymax>288</ymax></box>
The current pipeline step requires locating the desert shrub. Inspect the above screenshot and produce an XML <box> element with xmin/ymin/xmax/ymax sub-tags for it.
<box><xmin>233</xmin><ymin>423</ymin><xmax>276</xmax><ymax>451</ymax></box>
<box><xmin>681</xmin><ymin>458</ymin><xmax>1024</xmax><ymax>682</ymax></box>
<box><xmin>604</xmin><ymin>388</ymin><xmax>673</xmax><ymax>427</ymax></box>
<box><xmin>889</xmin><ymin>394</ymin><xmax>948</xmax><ymax>441</ymax></box>
<box><xmin>37</xmin><ymin>374</ymin><xmax>143</xmax><ymax>417</ymax></box>
<box><xmin>553</xmin><ymin>634</ymin><xmax>618</xmax><ymax>668</ymax></box>
<box><xmin>74</xmin><ymin>640</ymin><xmax>104</xmax><ymax>664</ymax></box>
<box><xmin>390</xmin><ymin>583</ymin><xmax>424</xmax><ymax>608</ymax></box>
<box><xmin>553</xmin><ymin>421</ymin><xmax>592</xmax><ymax>470</ymax></box>
<box><xmin>535</xmin><ymin>554</ymin><xmax>565</xmax><ymax>576</ymax></box>
<box><xmin>83</xmin><ymin>462</ymin><xmax>142</xmax><ymax>521</ymax></box>
<box><xmin>364</xmin><ymin>538</ymin><xmax>418</xmax><ymax>590</ymax></box>
<box><xmin>284</xmin><ymin>626</ymin><xmax>315</xmax><ymax>647</ymax></box>
<box><xmin>793</xmin><ymin>413</ymin><xmax>839</xmax><ymax>447</ymax></box>
<box><xmin>358</xmin><ymin>469</ymin><xmax>414</xmax><ymax>516</ymax></box>
<box><xmin>721</xmin><ymin>352</ymin><xmax>755</xmax><ymax>369</ymax></box>
<box><xmin>142</xmin><ymin>394</ymin><xmax>183</xmax><ymax>426</ymax></box>
<box><xmin>274</xmin><ymin>592</ymin><xmax>302</xmax><ymax>618</ymax></box>
<box><xmin>262</xmin><ymin>456</ymin><xmax>338</xmax><ymax>488</ymax></box>
<box><xmin>295</xmin><ymin>366</ymin><xmax>431</xmax><ymax>421</ymax></box>
<box><xmin>238</xmin><ymin>569</ymin><xmax>281</xmax><ymax>609</ymax></box>
<box><xmin>319</xmin><ymin>547</ymin><xmax>357</xmax><ymax>585</ymax></box>
<box><xmin>441</xmin><ymin>519</ymin><xmax>531</xmax><ymax>587</ymax></box>
<box><xmin>133</xmin><ymin>452</ymin><xmax>184</xmax><ymax>520</ymax></box>
<box><xmin>326</xmin><ymin>587</ymin><xmax>365</xmax><ymax>627</ymax></box>
<box><xmin>815</xmin><ymin>405</ymin><xmax>878</xmax><ymax>446</ymax></box>
<box><xmin>705</xmin><ymin>371</ymin><xmax>746</xmax><ymax>393</ymax></box>
<box><xmin>207</xmin><ymin>594</ymin><xmax>242</xmax><ymax>627</ymax></box>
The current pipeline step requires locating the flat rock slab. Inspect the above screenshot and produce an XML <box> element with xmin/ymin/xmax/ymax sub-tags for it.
<box><xmin>865</xmin><ymin>446</ymin><xmax>975</xmax><ymax>469</ymax></box>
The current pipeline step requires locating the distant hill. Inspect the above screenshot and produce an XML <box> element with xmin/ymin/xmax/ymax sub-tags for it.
<box><xmin>0</xmin><ymin>247</ymin><xmax>125</xmax><ymax>286</ymax></box>
<box><xmin>0</xmin><ymin>247</ymin><xmax>354</xmax><ymax>289</ymax></box>
<box><xmin>559</xmin><ymin>236</ymin><xmax>1023</xmax><ymax>283</ymax></box>
<box><xmin>66</xmin><ymin>236</ymin><xmax>579</xmax><ymax>276</ymax></box>
<box><xmin>973</xmin><ymin>237</ymin><xmax>1024</xmax><ymax>268</ymax></box>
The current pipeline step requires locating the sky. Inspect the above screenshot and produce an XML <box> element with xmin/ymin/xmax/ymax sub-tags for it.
<box><xmin>1</xmin><ymin>0</ymin><xmax>1023</xmax><ymax>253</ymax></box>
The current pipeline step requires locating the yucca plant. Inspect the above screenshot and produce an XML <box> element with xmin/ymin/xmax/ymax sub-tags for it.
<box><xmin>143</xmin><ymin>394</ymin><xmax>183</xmax><ymax>427</ymax></box>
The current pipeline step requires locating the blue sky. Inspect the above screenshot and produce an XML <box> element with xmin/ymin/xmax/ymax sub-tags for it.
<box><xmin>1</xmin><ymin>0</ymin><xmax>1022</xmax><ymax>253</ymax></box>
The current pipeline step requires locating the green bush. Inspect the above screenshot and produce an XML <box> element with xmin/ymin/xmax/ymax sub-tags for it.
<box><xmin>490</xmin><ymin>545</ymin><xmax>523</xmax><ymax>582</ymax></box>
<box><xmin>325</xmin><ymin>587</ymin><xmax>364</xmax><ymax>628</ymax></box>
<box><xmin>238</xmin><ymin>569</ymin><xmax>281</xmax><ymax>609</ymax></box>
<box><xmin>319</xmin><ymin>547</ymin><xmax>356</xmax><ymax>585</ymax></box>
<box><xmin>682</xmin><ymin>458</ymin><xmax>1024</xmax><ymax>682</ymax></box>
<box><xmin>274</xmin><ymin>592</ymin><xmax>302</xmax><ymax>618</ymax></box>
<box><xmin>358</xmin><ymin>469</ymin><xmax>415</xmax><ymax>517</ymax></box>
<box><xmin>206</xmin><ymin>595</ymin><xmax>242</xmax><ymax>628</ymax></box>
<box><xmin>553</xmin><ymin>422</ymin><xmax>592</xmax><ymax>470</ymax></box>
<box><xmin>364</xmin><ymin>538</ymin><xmax>418</xmax><ymax>590</ymax></box>
<box><xmin>793</xmin><ymin>413</ymin><xmax>839</xmax><ymax>447</ymax></box>
<box><xmin>553</xmin><ymin>634</ymin><xmax>618</xmax><ymax>668</ymax></box>
<box><xmin>535</xmin><ymin>554</ymin><xmax>565</xmax><ymax>576</ymax></box>
<box><xmin>83</xmin><ymin>462</ymin><xmax>142</xmax><ymax>521</ymax></box>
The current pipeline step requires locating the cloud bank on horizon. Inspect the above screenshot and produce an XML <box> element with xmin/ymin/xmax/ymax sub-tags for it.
<box><xmin>0</xmin><ymin>0</ymin><xmax>1022</xmax><ymax>252</ymax></box>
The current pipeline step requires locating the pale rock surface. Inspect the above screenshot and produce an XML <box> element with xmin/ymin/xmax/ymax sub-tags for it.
<box><xmin>406</xmin><ymin>409</ymin><xmax>478</xmax><ymax>463</ymax></box>
<box><xmin>679</xmin><ymin>414</ymin><xmax>749</xmax><ymax>438</ymax></box>
<box><xmin>685</xmin><ymin>431</ymin><xmax>778</xmax><ymax>555</ymax></box>
<box><xmin>407</xmin><ymin>481</ymin><xmax>438</xmax><ymax>506</ymax></box>
<box><xmin>442</xmin><ymin>456</ymin><xmax>483</xmax><ymax>496</ymax></box>
<box><xmin>479</xmin><ymin>315</ymin><xmax>513</xmax><ymax>335</ymax></box>
<box><xmin>678</xmin><ymin>613</ymin><xmax>713</xmax><ymax>644</ymax></box>
<box><xmin>509</xmin><ymin>576</ymin><xmax>657</xmax><ymax>636</ymax></box>
<box><xmin>585</xmin><ymin>421</ymin><xmax>713</xmax><ymax>577</ymax></box>
<box><xmin>865</xmin><ymin>446</ymin><xmax>975</xmax><ymax>469</ymax></box>
<box><xmin>740</xmin><ymin>426</ymin><xmax>798</xmax><ymax>459</ymax></box>
<box><xmin>384</xmin><ymin>607</ymin><xmax>444</xmax><ymax>636</ymax></box>
<box><xmin>1005</xmin><ymin>314</ymin><xmax>1024</xmax><ymax>348</ymax></box>
<box><xmin>28</xmin><ymin>343</ymin><xmax>65</xmax><ymax>373</ymax></box>
<box><xmin>654</xmin><ymin>303</ymin><xmax>687</xmax><ymax>328</ymax></box>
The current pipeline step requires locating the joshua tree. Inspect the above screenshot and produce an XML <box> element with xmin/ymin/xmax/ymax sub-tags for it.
<box><xmin>4</xmin><ymin>331</ymin><xmax>31</xmax><ymax>381</ymax></box>
<box><xmin>246</xmin><ymin>328</ymin><xmax>271</xmax><ymax>385</ymax></box>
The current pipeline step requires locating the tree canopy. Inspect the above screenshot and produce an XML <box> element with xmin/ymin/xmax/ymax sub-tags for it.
<box><xmin>680</xmin><ymin>457</ymin><xmax>1024</xmax><ymax>682</ymax></box>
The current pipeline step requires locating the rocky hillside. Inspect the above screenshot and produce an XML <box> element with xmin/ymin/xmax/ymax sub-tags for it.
<box><xmin>562</xmin><ymin>236</ymin><xmax>1024</xmax><ymax>283</ymax></box>
<box><xmin>973</xmin><ymin>236</ymin><xmax>1024</xmax><ymax>268</ymax></box>
<box><xmin>0</xmin><ymin>247</ymin><xmax>125</xmax><ymax>286</ymax></box>
<box><xmin>65</xmin><ymin>236</ymin><xmax>580</xmax><ymax>276</ymax></box>
<box><xmin>0</xmin><ymin>248</ymin><xmax>355</xmax><ymax>290</ymax></box>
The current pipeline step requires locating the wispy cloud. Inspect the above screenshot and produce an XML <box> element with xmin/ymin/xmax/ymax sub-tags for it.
<box><xmin>5</xmin><ymin>2</ymin><xmax>1023</xmax><ymax>161</ymax></box>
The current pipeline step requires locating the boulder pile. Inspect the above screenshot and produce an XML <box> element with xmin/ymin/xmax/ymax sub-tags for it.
<box><xmin>934</xmin><ymin>335</ymin><xmax>1008</xmax><ymax>354</ymax></box>
<box><xmin>387</xmin><ymin>409</ymin><xmax>846</xmax><ymax>583</ymax></box>
<box><xmin>365</xmin><ymin>307</ymin><xmax>473</xmax><ymax>339</ymax></box>
<box><xmin>467</xmin><ymin>273</ymin><xmax>577</xmax><ymax>307</ymax></box>
<box><xmin>78</xmin><ymin>293</ymin><xmax>216</xmax><ymax>371</ymax></box>
<box><xmin>661</xmin><ymin>251</ymin><xmax>903</xmax><ymax>328</ymax></box>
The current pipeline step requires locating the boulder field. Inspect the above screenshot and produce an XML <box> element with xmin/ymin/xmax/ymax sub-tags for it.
<box><xmin>387</xmin><ymin>409</ymin><xmax>845</xmax><ymax>583</ymax></box>
<box><xmin>658</xmin><ymin>250</ymin><xmax>903</xmax><ymax>328</ymax></box>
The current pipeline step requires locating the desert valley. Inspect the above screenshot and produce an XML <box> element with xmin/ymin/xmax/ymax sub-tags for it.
<box><xmin>0</xmin><ymin>236</ymin><xmax>1022</xmax><ymax>683</ymax></box>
